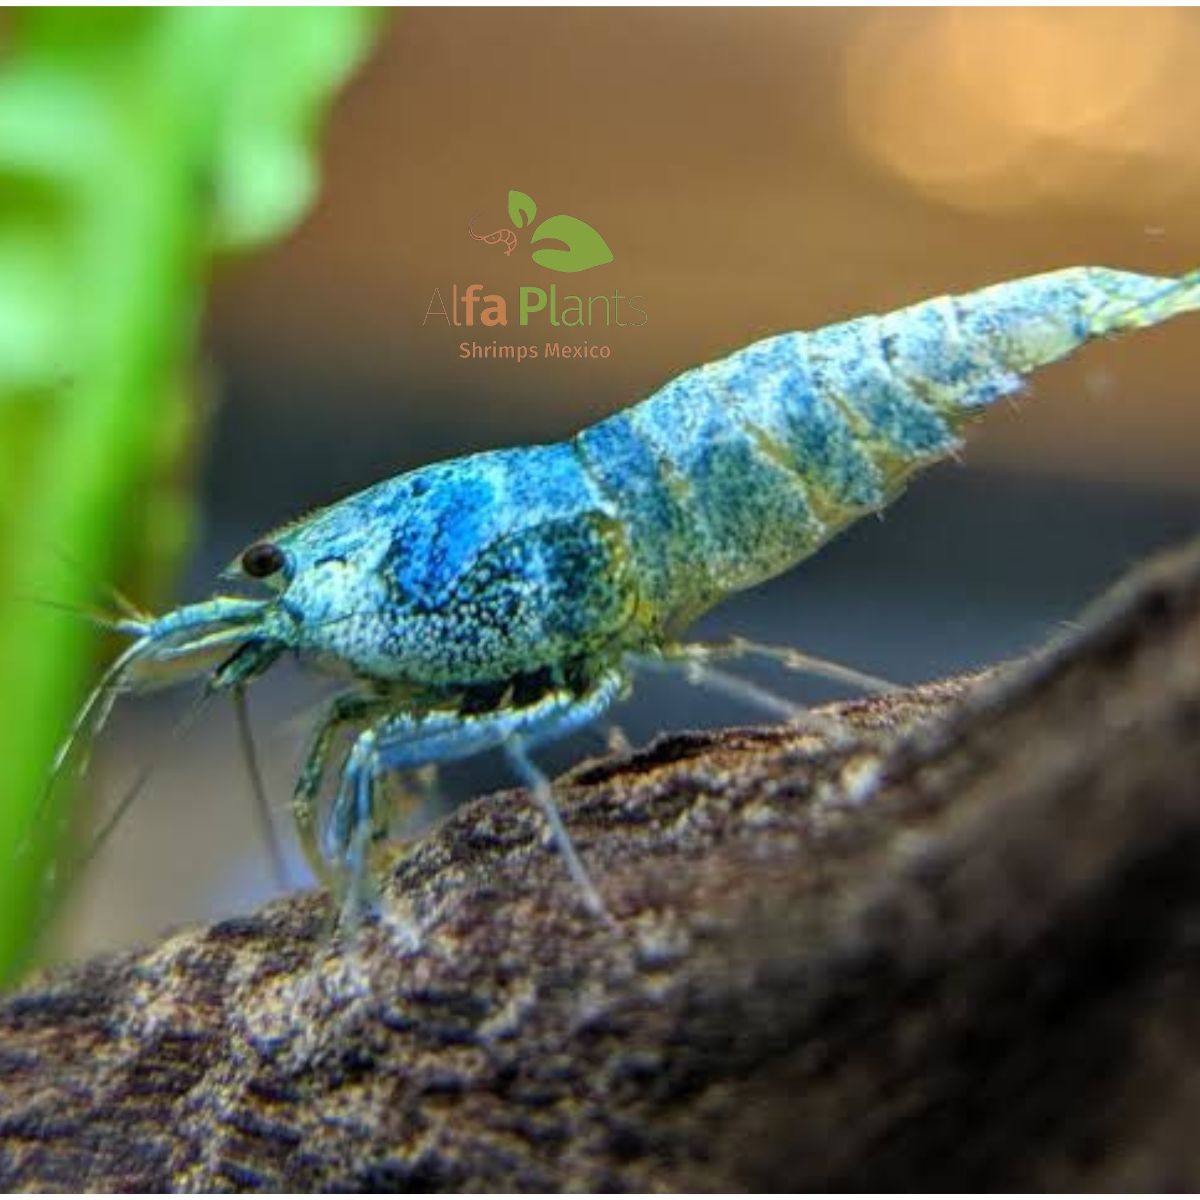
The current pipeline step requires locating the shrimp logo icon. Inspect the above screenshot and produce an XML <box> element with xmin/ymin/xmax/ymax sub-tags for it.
<box><xmin>469</xmin><ymin>189</ymin><xmax>614</xmax><ymax>274</ymax></box>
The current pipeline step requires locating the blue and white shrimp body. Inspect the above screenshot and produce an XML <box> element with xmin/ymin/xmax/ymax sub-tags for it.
<box><xmin>74</xmin><ymin>266</ymin><xmax>1200</xmax><ymax>916</ymax></box>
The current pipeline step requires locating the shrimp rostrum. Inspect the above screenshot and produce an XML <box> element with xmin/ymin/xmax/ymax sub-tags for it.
<box><xmin>59</xmin><ymin>266</ymin><xmax>1200</xmax><ymax>919</ymax></box>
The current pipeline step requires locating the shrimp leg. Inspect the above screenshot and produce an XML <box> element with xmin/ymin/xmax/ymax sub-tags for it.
<box><xmin>628</xmin><ymin>649</ymin><xmax>845</xmax><ymax>736</ymax></box>
<box><xmin>505</xmin><ymin>739</ymin><xmax>610</xmax><ymax>922</ymax></box>
<box><xmin>323</xmin><ymin>674</ymin><xmax>625</xmax><ymax>918</ymax></box>
<box><xmin>293</xmin><ymin>690</ymin><xmax>392</xmax><ymax>889</ymax></box>
<box><xmin>675</xmin><ymin>638</ymin><xmax>897</xmax><ymax>695</ymax></box>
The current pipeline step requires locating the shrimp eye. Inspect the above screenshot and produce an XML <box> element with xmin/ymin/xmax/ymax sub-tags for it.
<box><xmin>241</xmin><ymin>541</ymin><xmax>287</xmax><ymax>580</ymax></box>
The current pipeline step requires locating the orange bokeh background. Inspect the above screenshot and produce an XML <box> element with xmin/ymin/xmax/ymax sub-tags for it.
<box><xmin>211</xmin><ymin>7</ymin><xmax>1200</xmax><ymax>488</ymax></box>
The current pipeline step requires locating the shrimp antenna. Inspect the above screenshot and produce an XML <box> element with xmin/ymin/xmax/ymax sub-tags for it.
<box><xmin>31</xmin><ymin>685</ymin><xmax>216</xmax><ymax>947</ymax></box>
<box><xmin>12</xmin><ymin>592</ymin><xmax>124</xmax><ymax>632</ymax></box>
<box><xmin>71</xmin><ymin>686</ymin><xmax>213</xmax><ymax>880</ymax></box>
<box><xmin>232</xmin><ymin>684</ymin><xmax>290</xmax><ymax>891</ymax></box>
<box><xmin>33</xmin><ymin>637</ymin><xmax>149</xmax><ymax>846</ymax></box>
<box><xmin>42</xmin><ymin>542</ymin><xmax>150</xmax><ymax>622</ymax></box>
<box><xmin>31</xmin><ymin>540</ymin><xmax>150</xmax><ymax>624</ymax></box>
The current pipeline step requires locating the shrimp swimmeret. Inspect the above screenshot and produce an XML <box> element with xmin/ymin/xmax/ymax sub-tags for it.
<box><xmin>51</xmin><ymin>266</ymin><xmax>1200</xmax><ymax>920</ymax></box>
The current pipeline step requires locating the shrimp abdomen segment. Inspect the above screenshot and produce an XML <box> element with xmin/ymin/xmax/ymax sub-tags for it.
<box><xmin>879</xmin><ymin>267</ymin><xmax>1200</xmax><ymax>404</ymax></box>
<box><xmin>578</xmin><ymin>266</ymin><xmax>1200</xmax><ymax>628</ymax></box>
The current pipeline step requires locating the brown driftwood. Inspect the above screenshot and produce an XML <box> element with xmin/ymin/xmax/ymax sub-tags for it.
<box><xmin>3</xmin><ymin>535</ymin><xmax>1200</xmax><ymax>1191</ymax></box>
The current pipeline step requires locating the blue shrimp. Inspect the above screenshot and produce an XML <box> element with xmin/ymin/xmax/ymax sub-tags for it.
<box><xmin>58</xmin><ymin>266</ymin><xmax>1200</xmax><ymax>920</ymax></box>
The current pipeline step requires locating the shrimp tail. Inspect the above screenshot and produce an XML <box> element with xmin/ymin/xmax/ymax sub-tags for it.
<box><xmin>575</xmin><ymin>266</ymin><xmax>1200</xmax><ymax>627</ymax></box>
<box><xmin>902</xmin><ymin>266</ymin><xmax>1200</xmax><ymax>412</ymax></box>
<box><xmin>1085</xmin><ymin>267</ymin><xmax>1200</xmax><ymax>333</ymax></box>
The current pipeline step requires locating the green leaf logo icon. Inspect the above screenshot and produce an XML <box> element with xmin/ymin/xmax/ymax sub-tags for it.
<box><xmin>507</xmin><ymin>189</ymin><xmax>537</xmax><ymax>229</ymax></box>
<box><xmin>470</xmin><ymin>190</ymin><xmax>615</xmax><ymax>273</ymax></box>
<box><xmin>530</xmin><ymin>214</ymin><xmax>614</xmax><ymax>274</ymax></box>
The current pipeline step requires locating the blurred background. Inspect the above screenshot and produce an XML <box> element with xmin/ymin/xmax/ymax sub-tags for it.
<box><xmin>4</xmin><ymin>9</ymin><xmax>1198</xmax><ymax>964</ymax></box>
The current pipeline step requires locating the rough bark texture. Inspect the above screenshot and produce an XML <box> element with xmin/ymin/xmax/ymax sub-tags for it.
<box><xmin>4</xmin><ymin>536</ymin><xmax>1200</xmax><ymax>1191</ymax></box>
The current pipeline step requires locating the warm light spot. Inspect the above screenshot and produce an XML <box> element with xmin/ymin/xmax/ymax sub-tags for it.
<box><xmin>841</xmin><ymin>9</ymin><xmax>1194</xmax><ymax>213</ymax></box>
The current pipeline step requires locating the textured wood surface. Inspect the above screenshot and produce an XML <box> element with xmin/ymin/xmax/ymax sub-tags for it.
<box><xmin>3</xmin><ymin>537</ymin><xmax>1200</xmax><ymax>1190</ymax></box>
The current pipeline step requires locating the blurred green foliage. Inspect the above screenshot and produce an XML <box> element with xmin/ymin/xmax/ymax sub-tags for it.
<box><xmin>0</xmin><ymin>9</ymin><xmax>380</xmax><ymax>982</ymax></box>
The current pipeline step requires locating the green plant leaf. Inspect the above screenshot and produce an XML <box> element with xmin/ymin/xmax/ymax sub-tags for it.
<box><xmin>508</xmin><ymin>189</ymin><xmax>536</xmax><ymax>230</ymax></box>
<box><xmin>0</xmin><ymin>9</ymin><xmax>380</xmax><ymax>984</ymax></box>
<box><xmin>207</xmin><ymin>9</ymin><xmax>381</xmax><ymax>250</ymax></box>
<box><xmin>530</xmin><ymin>214</ymin><xmax>614</xmax><ymax>273</ymax></box>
